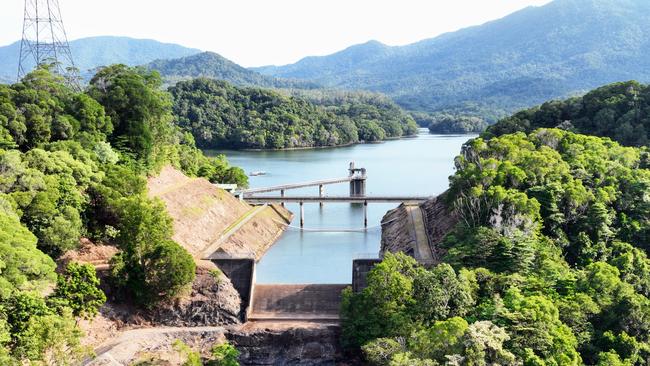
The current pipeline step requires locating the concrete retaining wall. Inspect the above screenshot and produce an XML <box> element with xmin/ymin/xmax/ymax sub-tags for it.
<box><xmin>213</xmin><ymin>258</ymin><xmax>380</xmax><ymax>321</ymax></box>
<box><xmin>249</xmin><ymin>284</ymin><xmax>348</xmax><ymax>320</ymax></box>
<box><xmin>352</xmin><ymin>259</ymin><xmax>381</xmax><ymax>292</ymax></box>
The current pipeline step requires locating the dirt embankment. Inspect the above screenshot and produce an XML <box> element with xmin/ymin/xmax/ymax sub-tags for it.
<box><xmin>380</xmin><ymin>193</ymin><xmax>458</xmax><ymax>263</ymax></box>
<box><xmin>147</xmin><ymin>166</ymin><xmax>291</xmax><ymax>260</ymax></box>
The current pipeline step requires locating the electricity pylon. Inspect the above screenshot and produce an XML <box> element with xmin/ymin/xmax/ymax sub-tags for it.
<box><xmin>17</xmin><ymin>0</ymin><xmax>79</xmax><ymax>86</ymax></box>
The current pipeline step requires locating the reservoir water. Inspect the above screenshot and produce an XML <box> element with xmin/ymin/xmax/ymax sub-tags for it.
<box><xmin>209</xmin><ymin>130</ymin><xmax>475</xmax><ymax>284</ymax></box>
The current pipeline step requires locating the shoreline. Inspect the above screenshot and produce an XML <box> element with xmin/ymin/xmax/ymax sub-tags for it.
<box><xmin>204</xmin><ymin>132</ymin><xmax>421</xmax><ymax>153</ymax></box>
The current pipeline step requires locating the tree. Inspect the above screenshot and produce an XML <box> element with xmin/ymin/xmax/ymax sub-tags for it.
<box><xmin>2</xmin><ymin>292</ymin><xmax>88</xmax><ymax>364</ymax></box>
<box><xmin>362</xmin><ymin>338</ymin><xmax>406</xmax><ymax>366</ymax></box>
<box><xmin>486</xmin><ymin>81</ymin><xmax>650</xmax><ymax>148</ymax></box>
<box><xmin>0</xmin><ymin>200</ymin><xmax>56</xmax><ymax>294</ymax></box>
<box><xmin>345</xmin><ymin>123</ymin><xmax>650</xmax><ymax>365</ymax></box>
<box><xmin>169</xmin><ymin>78</ymin><xmax>416</xmax><ymax>150</ymax></box>
<box><xmin>462</xmin><ymin>321</ymin><xmax>516</xmax><ymax>366</ymax></box>
<box><xmin>498</xmin><ymin>288</ymin><xmax>581</xmax><ymax>365</ymax></box>
<box><xmin>88</xmin><ymin>65</ymin><xmax>172</xmax><ymax>168</ymax></box>
<box><xmin>410</xmin><ymin>264</ymin><xmax>475</xmax><ymax>325</ymax></box>
<box><xmin>208</xmin><ymin>342</ymin><xmax>240</xmax><ymax>366</ymax></box>
<box><xmin>427</xmin><ymin>114</ymin><xmax>488</xmax><ymax>134</ymax></box>
<box><xmin>67</xmin><ymin>93</ymin><xmax>113</xmax><ymax>139</ymax></box>
<box><xmin>341</xmin><ymin>252</ymin><xmax>424</xmax><ymax>349</ymax></box>
<box><xmin>93</xmin><ymin>141</ymin><xmax>119</xmax><ymax>164</ymax></box>
<box><xmin>596</xmin><ymin>351</ymin><xmax>630</xmax><ymax>366</ymax></box>
<box><xmin>408</xmin><ymin>317</ymin><xmax>468</xmax><ymax>361</ymax></box>
<box><xmin>0</xmin><ymin>65</ymin><xmax>252</xmax><ymax>364</ymax></box>
<box><xmin>50</xmin><ymin>262</ymin><xmax>106</xmax><ymax>318</ymax></box>
<box><xmin>110</xmin><ymin>197</ymin><xmax>195</xmax><ymax>306</ymax></box>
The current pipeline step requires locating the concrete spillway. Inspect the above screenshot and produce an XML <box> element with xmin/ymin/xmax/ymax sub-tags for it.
<box><xmin>248</xmin><ymin>284</ymin><xmax>348</xmax><ymax>321</ymax></box>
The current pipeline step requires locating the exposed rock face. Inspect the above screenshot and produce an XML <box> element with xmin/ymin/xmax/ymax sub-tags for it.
<box><xmin>381</xmin><ymin>193</ymin><xmax>458</xmax><ymax>262</ymax></box>
<box><xmin>227</xmin><ymin>322</ymin><xmax>348</xmax><ymax>366</ymax></box>
<box><xmin>148</xmin><ymin>266</ymin><xmax>242</xmax><ymax>326</ymax></box>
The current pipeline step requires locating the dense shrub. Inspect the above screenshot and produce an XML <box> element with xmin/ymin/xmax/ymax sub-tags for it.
<box><xmin>50</xmin><ymin>262</ymin><xmax>106</xmax><ymax>318</ymax></box>
<box><xmin>110</xmin><ymin>197</ymin><xmax>195</xmax><ymax>306</ymax></box>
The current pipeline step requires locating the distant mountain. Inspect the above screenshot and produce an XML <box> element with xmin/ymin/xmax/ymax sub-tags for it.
<box><xmin>255</xmin><ymin>0</ymin><xmax>650</xmax><ymax>121</ymax></box>
<box><xmin>146</xmin><ymin>52</ymin><xmax>319</xmax><ymax>89</ymax></box>
<box><xmin>0</xmin><ymin>36</ymin><xmax>200</xmax><ymax>82</ymax></box>
<box><xmin>255</xmin><ymin>40</ymin><xmax>398</xmax><ymax>81</ymax></box>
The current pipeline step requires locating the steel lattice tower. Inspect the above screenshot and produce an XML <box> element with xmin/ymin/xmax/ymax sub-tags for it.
<box><xmin>17</xmin><ymin>0</ymin><xmax>78</xmax><ymax>84</ymax></box>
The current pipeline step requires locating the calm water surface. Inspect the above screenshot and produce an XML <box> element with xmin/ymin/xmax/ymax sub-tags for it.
<box><xmin>208</xmin><ymin>130</ymin><xmax>475</xmax><ymax>284</ymax></box>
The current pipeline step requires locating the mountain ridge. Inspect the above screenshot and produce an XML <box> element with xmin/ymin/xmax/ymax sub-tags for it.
<box><xmin>145</xmin><ymin>51</ymin><xmax>319</xmax><ymax>89</ymax></box>
<box><xmin>255</xmin><ymin>0</ymin><xmax>650</xmax><ymax>120</ymax></box>
<box><xmin>0</xmin><ymin>36</ymin><xmax>201</xmax><ymax>82</ymax></box>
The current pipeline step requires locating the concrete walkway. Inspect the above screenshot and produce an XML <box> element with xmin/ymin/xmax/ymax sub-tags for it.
<box><xmin>406</xmin><ymin>204</ymin><xmax>434</xmax><ymax>264</ymax></box>
<box><xmin>201</xmin><ymin>204</ymin><xmax>268</xmax><ymax>259</ymax></box>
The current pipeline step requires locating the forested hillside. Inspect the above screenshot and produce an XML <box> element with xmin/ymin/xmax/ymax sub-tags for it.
<box><xmin>147</xmin><ymin>51</ymin><xmax>318</xmax><ymax>89</ymax></box>
<box><xmin>290</xmin><ymin>88</ymin><xmax>419</xmax><ymax>136</ymax></box>
<box><xmin>0</xmin><ymin>36</ymin><xmax>201</xmax><ymax>82</ymax></box>
<box><xmin>343</xmin><ymin>129</ymin><xmax>650</xmax><ymax>365</ymax></box>
<box><xmin>485</xmin><ymin>80</ymin><xmax>650</xmax><ymax>147</ymax></box>
<box><xmin>411</xmin><ymin>112</ymin><xmax>487</xmax><ymax>134</ymax></box>
<box><xmin>0</xmin><ymin>66</ymin><xmax>245</xmax><ymax>363</ymax></box>
<box><xmin>257</xmin><ymin>0</ymin><xmax>650</xmax><ymax>122</ymax></box>
<box><xmin>170</xmin><ymin>78</ymin><xmax>418</xmax><ymax>149</ymax></box>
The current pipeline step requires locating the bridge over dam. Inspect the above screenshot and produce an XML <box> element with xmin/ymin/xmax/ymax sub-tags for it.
<box><xmin>243</xmin><ymin>195</ymin><xmax>430</xmax><ymax>229</ymax></box>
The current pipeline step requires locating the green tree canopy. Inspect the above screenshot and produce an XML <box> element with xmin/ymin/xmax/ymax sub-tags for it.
<box><xmin>170</xmin><ymin>78</ymin><xmax>417</xmax><ymax>149</ymax></box>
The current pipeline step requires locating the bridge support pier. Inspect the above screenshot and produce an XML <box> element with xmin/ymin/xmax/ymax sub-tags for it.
<box><xmin>280</xmin><ymin>189</ymin><xmax>285</xmax><ymax>207</ymax></box>
<box><xmin>364</xmin><ymin>201</ymin><xmax>368</xmax><ymax>228</ymax></box>
<box><xmin>300</xmin><ymin>201</ymin><xmax>304</xmax><ymax>228</ymax></box>
<box><xmin>350</xmin><ymin>178</ymin><xmax>366</xmax><ymax>197</ymax></box>
<box><xmin>319</xmin><ymin>185</ymin><xmax>324</xmax><ymax>208</ymax></box>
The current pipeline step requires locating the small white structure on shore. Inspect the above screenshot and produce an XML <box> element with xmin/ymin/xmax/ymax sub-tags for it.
<box><xmin>214</xmin><ymin>183</ymin><xmax>238</xmax><ymax>193</ymax></box>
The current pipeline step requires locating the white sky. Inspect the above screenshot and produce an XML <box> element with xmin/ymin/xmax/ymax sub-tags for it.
<box><xmin>0</xmin><ymin>0</ymin><xmax>552</xmax><ymax>67</ymax></box>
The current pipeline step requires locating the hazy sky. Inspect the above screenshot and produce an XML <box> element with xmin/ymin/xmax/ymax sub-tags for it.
<box><xmin>1</xmin><ymin>0</ymin><xmax>552</xmax><ymax>67</ymax></box>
